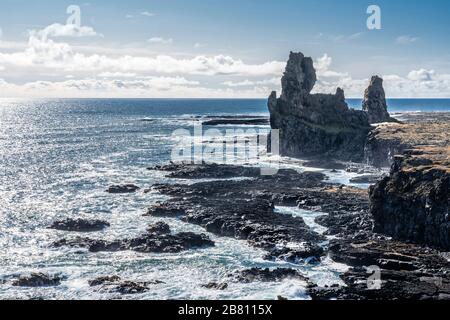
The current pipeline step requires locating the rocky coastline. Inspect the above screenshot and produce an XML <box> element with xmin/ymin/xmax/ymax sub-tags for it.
<box><xmin>144</xmin><ymin>162</ymin><xmax>449</xmax><ymax>300</ymax></box>
<box><xmin>6</xmin><ymin>51</ymin><xmax>448</xmax><ymax>301</ymax></box>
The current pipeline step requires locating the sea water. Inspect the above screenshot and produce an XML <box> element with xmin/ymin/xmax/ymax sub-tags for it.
<box><xmin>0</xmin><ymin>98</ymin><xmax>448</xmax><ymax>300</ymax></box>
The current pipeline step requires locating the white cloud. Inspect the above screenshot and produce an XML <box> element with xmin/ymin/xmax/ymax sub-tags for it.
<box><xmin>312</xmin><ymin>54</ymin><xmax>450</xmax><ymax>98</ymax></box>
<box><xmin>0</xmin><ymin>76</ymin><xmax>270</xmax><ymax>98</ymax></box>
<box><xmin>314</xmin><ymin>54</ymin><xmax>349</xmax><ymax>78</ymax></box>
<box><xmin>407</xmin><ymin>69</ymin><xmax>435</xmax><ymax>81</ymax></box>
<box><xmin>125</xmin><ymin>14</ymin><xmax>134</xmax><ymax>19</ymax></box>
<box><xmin>2</xmin><ymin>23</ymin><xmax>449</xmax><ymax>99</ymax></box>
<box><xmin>141</xmin><ymin>11</ymin><xmax>155</xmax><ymax>17</ymax></box>
<box><xmin>0</xmin><ymin>28</ymin><xmax>3</xmax><ymax>39</ymax></box>
<box><xmin>0</xmin><ymin>26</ymin><xmax>285</xmax><ymax>77</ymax></box>
<box><xmin>32</xmin><ymin>23</ymin><xmax>100</xmax><ymax>40</ymax></box>
<box><xmin>148</xmin><ymin>37</ymin><xmax>173</xmax><ymax>45</ymax></box>
<box><xmin>99</xmin><ymin>72</ymin><xmax>138</xmax><ymax>78</ymax></box>
<box><xmin>222</xmin><ymin>78</ymin><xmax>279</xmax><ymax>87</ymax></box>
<box><xmin>396</xmin><ymin>35</ymin><xmax>419</xmax><ymax>45</ymax></box>
<box><xmin>194</xmin><ymin>43</ymin><xmax>207</xmax><ymax>49</ymax></box>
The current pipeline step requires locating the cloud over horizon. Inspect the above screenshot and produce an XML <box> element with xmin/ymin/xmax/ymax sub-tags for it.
<box><xmin>0</xmin><ymin>21</ymin><xmax>450</xmax><ymax>99</ymax></box>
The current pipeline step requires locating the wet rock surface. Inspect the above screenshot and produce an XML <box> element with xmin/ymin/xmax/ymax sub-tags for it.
<box><xmin>106</xmin><ymin>184</ymin><xmax>140</xmax><ymax>194</ymax></box>
<box><xmin>146</xmin><ymin>221</ymin><xmax>171</xmax><ymax>234</ymax></box>
<box><xmin>148</xmin><ymin>162</ymin><xmax>261</xmax><ymax>179</ymax></box>
<box><xmin>50</xmin><ymin>218</ymin><xmax>110</xmax><ymax>232</ymax></box>
<box><xmin>231</xmin><ymin>268</ymin><xmax>307</xmax><ymax>283</ymax></box>
<box><xmin>52</xmin><ymin>224</ymin><xmax>214</xmax><ymax>253</ymax></box>
<box><xmin>88</xmin><ymin>276</ymin><xmax>122</xmax><ymax>287</ymax></box>
<box><xmin>311</xmin><ymin>191</ymin><xmax>450</xmax><ymax>300</ymax></box>
<box><xmin>349</xmin><ymin>174</ymin><xmax>384</xmax><ymax>184</ymax></box>
<box><xmin>149</xmin><ymin>162</ymin><xmax>450</xmax><ymax>300</ymax></box>
<box><xmin>146</xmin><ymin>165</ymin><xmax>331</xmax><ymax>261</ymax></box>
<box><xmin>302</xmin><ymin>159</ymin><xmax>347</xmax><ymax>170</ymax></box>
<box><xmin>201</xmin><ymin>282</ymin><xmax>229</xmax><ymax>290</ymax></box>
<box><xmin>11</xmin><ymin>273</ymin><xmax>62</xmax><ymax>287</ymax></box>
<box><xmin>88</xmin><ymin>276</ymin><xmax>164</xmax><ymax>295</ymax></box>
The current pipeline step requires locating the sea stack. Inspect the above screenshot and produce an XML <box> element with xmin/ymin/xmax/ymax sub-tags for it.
<box><xmin>362</xmin><ymin>76</ymin><xmax>396</xmax><ymax>124</ymax></box>
<box><xmin>268</xmin><ymin>52</ymin><xmax>371</xmax><ymax>162</ymax></box>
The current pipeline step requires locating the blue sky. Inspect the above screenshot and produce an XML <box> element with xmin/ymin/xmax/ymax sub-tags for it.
<box><xmin>0</xmin><ymin>0</ymin><xmax>449</xmax><ymax>98</ymax></box>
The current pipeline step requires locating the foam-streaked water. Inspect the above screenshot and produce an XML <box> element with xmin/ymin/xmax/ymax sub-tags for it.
<box><xmin>0</xmin><ymin>98</ymin><xmax>448</xmax><ymax>300</ymax></box>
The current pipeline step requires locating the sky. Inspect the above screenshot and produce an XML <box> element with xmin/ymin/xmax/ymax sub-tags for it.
<box><xmin>0</xmin><ymin>0</ymin><xmax>449</xmax><ymax>98</ymax></box>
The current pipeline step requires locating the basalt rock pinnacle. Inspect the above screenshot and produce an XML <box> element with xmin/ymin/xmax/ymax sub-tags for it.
<box><xmin>268</xmin><ymin>52</ymin><xmax>372</xmax><ymax>162</ymax></box>
<box><xmin>363</xmin><ymin>76</ymin><xmax>396</xmax><ymax>124</ymax></box>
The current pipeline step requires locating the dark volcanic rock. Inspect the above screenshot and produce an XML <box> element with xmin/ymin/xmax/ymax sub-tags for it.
<box><xmin>148</xmin><ymin>162</ymin><xmax>450</xmax><ymax>300</ymax></box>
<box><xmin>146</xmin><ymin>221</ymin><xmax>171</xmax><ymax>234</ymax></box>
<box><xmin>110</xmin><ymin>281</ymin><xmax>149</xmax><ymax>295</ymax></box>
<box><xmin>50</xmin><ymin>219</ymin><xmax>110</xmax><ymax>232</ymax></box>
<box><xmin>202</xmin><ymin>118</ymin><xmax>269</xmax><ymax>126</ymax></box>
<box><xmin>146</xmin><ymin>164</ymin><xmax>371</xmax><ymax>263</ymax></box>
<box><xmin>232</xmin><ymin>268</ymin><xmax>307</xmax><ymax>283</ymax></box>
<box><xmin>148</xmin><ymin>162</ymin><xmax>261</xmax><ymax>179</ymax></box>
<box><xmin>311</xmin><ymin>238</ymin><xmax>450</xmax><ymax>300</ymax></box>
<box><xmin>88</xmin><ymin>275</ymin><xmax>122</xmax><ymax>287</ymax></box>
<box><xmin>106</xmin><ymin>184</ymin><xmax>140</xmax><ymax>194</ymax></box>
<box><xmin>308</xmin><ymin>176</ymin><xmax>450</xmax><ymax>300</ymax></box>
<box><xmin>302</xmin><ymin>159</ymin><xmax>347</xmax><ymax>170</ymax></box>
<box><xmin>370</xmin><ymin>147</ymin><xmax>450</xmax><ymax>250</ymax></box>
<box><xmin>268</xmin><ymin>52</ymin><xmax>372</xmax><ymax>162</ymax></box>
<box><xmin>349</xmin><ymin>174</ymin><xmax>384</xmax><ymax>184</ymax></box>
<box><xmin>362</xmin><ymin>76</ymin><xmax>396</xmax><ymax>124</ymax></box>
<box><xmin>264</xmin><ymin>242</ymin><xmax>324</xmax><ymax>263</ymax></box>
<box><xmin>144</xmin><ymin>202</ymin><xmax>186</xmax><ymax>217</ymax></box>
<box><xmin>53</xmin><ymin>231</ymin><xmax>214</xmax><ymax>253</ymax></box>
<box><xmin>12</xmin><ymin>273</ymin><xmax>62</xmax><ymax>287</ymax></box>
<box><xmin>201</xmin><ymin>282</ymin><xmax>229</xmax><ymax>290</ymax></box>
<box><xmin>88</xmin><ymin>276</ymin><xmax>163</xmax><ymax>295</ymax></box>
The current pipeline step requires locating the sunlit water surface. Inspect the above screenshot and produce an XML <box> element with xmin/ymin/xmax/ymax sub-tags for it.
<box><xmin>0</xmin><ymin>98</ymin><xmax>414</xmax><ymax>299</ymax></box>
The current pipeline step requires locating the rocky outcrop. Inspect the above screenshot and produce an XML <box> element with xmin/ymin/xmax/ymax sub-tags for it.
<box><xmin>231</xmin><ymin>268</ymin><xmax>307</xmax><ymax>283</ymax></box>
<box><xmin>106</xmin><ymin>184</ymin><xmax>140</xmax><ymax>194</ymax></box>
<box><xmin>12</xmin><ymin>273</ymin><xmax>62</xmax><ymax>287</ymax></box>
<box><xmin>201</xmin><ymin>282</ymin><xmax>229</xmax><ymax>290</ymax></box>
<box><xmin>370</xmin><ymin>146</ymin><xmax>450</xmax><ymax>250</ymax></box>
<box><xmin>362</xmin><ymin>76</ymin><xmax>396</xmax><ymax>124</ymax></box>
<box><xmin>268</xmin><ymin>52</ymin><xmax>372</xmax><ymax>162</ymax></box>
<box><xmin>50</xmin><ymin>219</ymin><xmax>110</xmax><ymax>232</ymax></box>
<box><xmin>146</xmin><ymin>163</ymin><xmax>372</xmax><ymax>263</ymax></box>
<box><xmin>365</xmin><ymin>113</ymin><xmax>450</xmax><ymax>167</ymax></box>
<box><xmin>53</xmin><ymin>223</ymin><xmax>214</xmax><ymax>253</ymax></box>
<box><xmin>307</xmin><ymin>186</ymin><xmax>450</xmax><ymax>300</ymax></box>
<box><xmin>88</xmin><ymin>276</ymin><xmax>163</xmax><ymax>295</ymax></box>
<box><xmin>148</xmin><ymin>161</ymin><xmax>450</xmax><ymax>300</ymax></box>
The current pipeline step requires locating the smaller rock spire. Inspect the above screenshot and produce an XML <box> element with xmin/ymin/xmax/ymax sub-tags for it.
<box><xmin>362</xmin><ymin>76</ymin><xmax>394</xmax><ymax>124</ymax></box>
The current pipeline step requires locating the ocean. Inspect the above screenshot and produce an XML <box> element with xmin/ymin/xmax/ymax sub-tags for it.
<box><xmin>0</xmin><ymin>98</ymin><xmax>449</xmax><ymax>300</ymax></box>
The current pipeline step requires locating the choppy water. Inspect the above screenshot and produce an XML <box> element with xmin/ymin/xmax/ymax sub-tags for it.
<box><xmin>0</xmin><ymin>98</ymin><xmax>447</xmax><ymax>300</ymax></box>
